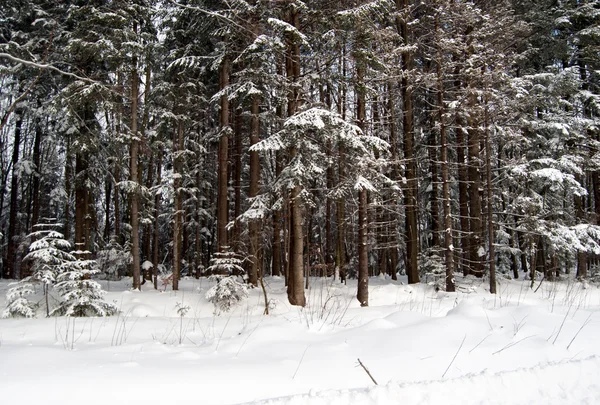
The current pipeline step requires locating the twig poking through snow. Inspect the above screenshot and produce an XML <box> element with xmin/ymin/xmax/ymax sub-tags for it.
<box><xmin>492</xmin><ymin>335</ymin><xmax>534</xmax><ymax>355</ymax></box>
<box><xmin>442</xmin><ymin>334</ymin><xmax>466</xmax><ymax>378</ymax></box>
<box><xmin>292</xmin><ymin>345</ymin><xmax>310</xmax><ymax>380</ymax></box>
<box><xmin>567</xmin><ymin>313</ymin><xmax>593</xmax><ymax>350</ymax></box>
<box><xmin>357</xmin><ymin>358</ymin><xmax>378</xmax><ymax>385</ymax></box>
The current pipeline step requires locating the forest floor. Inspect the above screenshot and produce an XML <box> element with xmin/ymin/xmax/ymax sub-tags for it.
<box><xmin>1</xmin><ymin>273</ymin><xmax>600</xmax><ymax>404</ymax></box>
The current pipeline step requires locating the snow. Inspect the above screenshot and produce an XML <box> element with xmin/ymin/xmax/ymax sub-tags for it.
<box><xmin>2</xmin><ymin>275</ymin><xmax>600</xmax><ymax>404</ymax></box>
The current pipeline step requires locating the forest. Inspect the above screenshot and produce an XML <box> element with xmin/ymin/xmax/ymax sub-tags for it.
<box><xmin>1</xmin><ymin>0</ymin><xmax>600</xmax><ymax>309</ymax></box>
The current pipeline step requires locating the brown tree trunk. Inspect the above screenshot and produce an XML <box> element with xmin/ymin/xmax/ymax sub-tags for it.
<box><xmin>397</xmin><ymin>0</ymin><xmax>419</xmax><ymax>284</ymax></box>
<box><xmin>5</xmin><ymin>109</ymin><xmax>23</xmax><ymax>279</ymax></box>
<box><xmin>217</xmin><ymin>57</ymin><xmax>230</xmax><ymax>253</ymax></box>
<box><xmin>130</xmin><ymin>44</ymin><xmax>141</xmax><ymax>290</ymax></box>
<box><xmin>248</xmin><ymin>95</ymin><xmax>260</xmax><ymax>287</ymax></box>
<box><xmin>173</xmin><ymin>122</ymin><xmax>184</xmax><ymax>290</ymax></box>
<box><xmin>286</xmin><ymin>5</ymin><xmax>305</xmax><ymax>306</ymax></box>
<box><xmin>435</xmin><ymin>14</ymin><xmax>455</xmax><ymax>292</ymax></box>
<box><xmin>484</xmin><ymin>85</ymin><xmax>496</xmax><ymax>293</ymax></box>
<box><xmin>64</xmin><ymin>136</ymin><xmax>72</xmax><ymax>242</ymax></box>
<box><xmin>358</xmin><ymin>189</ymin><xmax>369</xmax><ymax>306</ymax></box>
<box><xmin>456</xmin><ymin>120</ymin><xmax>470</xmax><ymax>276</ymax></box>
<box><xmin>336</xmin><ymin>44</ymin><xmax>347</xmax><ymax>283</ymax></box>
<box><xmin>467</xmin><ymin>105</ymin><xmax>483</xmax><ymax>277</ymax></box>
<box><xmin>233</xmin><ymin>107</ymin><xmax>243</xmax><ymax>252</ymax></box>
<box><xmin>31</xmin><ymin>120</ymin><xmax>42</xmax><ymax>229</ymax></box>
<box><xmin>152</xmin><ymin>147</ymin><xmax>162</xmax><ymax>289</ymax></box>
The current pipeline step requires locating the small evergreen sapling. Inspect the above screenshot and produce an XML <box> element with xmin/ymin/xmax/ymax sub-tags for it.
<box><xmin>2</xmin><ymin>279</ymin><xmax>37</xmax><ymax>318</ymax></box>
<box><xmin>50</xmin><ymin>254</ymin><xmax>119</xmax><ymax>317</ymax></box>
<box><xmin>23</xmin><ymin>221</ymin><xmax>76</xmax><ymax>316</ymax></box>
<box><xmin>205</xmin><ymin>251</ymin><xmax>248</xmax><ymax>314</ymax></box>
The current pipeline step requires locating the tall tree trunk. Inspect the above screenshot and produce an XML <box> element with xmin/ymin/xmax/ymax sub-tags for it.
<box><xmin>286</xmin><ymin>4</ymin><xmax>305</xmax><ymax>306</ymax></box>
<box><xmin>387</xmin><ymin>84</ymin><xmax>399</xmax><ymax>280</ymax></box>
<box><xmin>152</xmin><ymin>147</ymin><xmax>162</xmax><ymax>289</ymax></box>
<box><xmin>467</xmin><ymin>100</ymin><xmax>483</xmax><ymax>277</ymax></box>
<box><xmin>130</xmin><ymin>44</ymin><xmax>141</xmax><ymax>290</ymax></box>
<box><xmin>173</xmin><ymin>122</ymin><xmax>184</xmax><ymax>291</ymax></box>
<box><xmin>31</xmin><ymin>119</ymin><xmax>42</xmax><ymax>229</ymax></box>
<box><xmin>397</xmin><ymin>0</ymin><xmax>419</xmax><ymax>284</ymax></box>
<box><xmin>336</xmin><ymin>43</ymin><xmax>347</xmax><ymax>283</ymax></box>
<box><xmin>217</xmin><ymin>57</ymin><xmax>230</xmax><ymax>253</ymax></box>
<box><xmin>435</xmin><ymin>14</ymin><xmax>455</xmax><ymax>292</ymax></box>
<box><xmin>356</xmin><ymin>55</ymin><xmax>369</xmax><ymax>306</ymax></box>
<box><xmin>64</xmin><ymin>136</ymin><xmax>72</xmax><ymax>242</ymax></box>
<box><xmin>5</xmin><ymin>108</ymin><xmax>23</xmax><ymax>279</ymax></box>
<box><xmin>248</xmin><ymin>95</ymin><xmax>260</xmax><ymax>287</ymax></box>
<box><xmin>233</xmin><ymin>107</ymin><xmax>243</xmax><ymax>252</ymax></box>
<box><xmin>484</xmin><ymin>83</ymin><xmax>496</xmax><ymax>293</ymax></box>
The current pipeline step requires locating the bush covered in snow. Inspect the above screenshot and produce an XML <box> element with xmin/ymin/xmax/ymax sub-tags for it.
<box><xmin>2</xmin><ymin>279</ymin><xmax>38</xmax><ymax>318</ymax></box>
<box><xmin>205</xmin><ymin>275</ymin><xmax>248</xmax><ymax>313</ymax></box>
<box><xmin>50</xmin><ymin>257</ymin><xmax>119</xmax><ymax>317</ymax></box>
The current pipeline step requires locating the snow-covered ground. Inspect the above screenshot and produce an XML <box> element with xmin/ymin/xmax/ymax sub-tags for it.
<box><xmin>1</xmin><ymin>274</ymin><xmax>600</xmax><ymax>404</ymax></box>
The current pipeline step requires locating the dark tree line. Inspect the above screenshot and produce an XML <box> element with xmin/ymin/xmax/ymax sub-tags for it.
<box><xmin>1</xmin><ymin>0</ymin><xmax>600</xmax><ymax>307</ymax></box>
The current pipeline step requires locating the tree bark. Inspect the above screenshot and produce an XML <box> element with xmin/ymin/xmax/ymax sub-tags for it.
<box><xmin>130</xmin><ymin>43</ymin><xmax>141</xmax><ymax>290</ymax></box>
<box><xmin>217</xmin><ymin>57</ymin><xmax>230</xmax><ymax>253</ymax></box>
<box><xmin>248</xmin><ymin>95</ymin><xmax>260</xmax><ymax>287</ymax></box>
<box><xmin>435</xmin><ymin>14</ymin><xmax>455</xmax><ymax>292</ymax></box>
<box><xmin>173</xmin><ymin>121</ymin><xmax>184</xmax><ymax>290</ymax></box>
<box><xmin>286</xmin><ymin>4</ymin><xmax>305</xmax><ymax>306</ymax></box>
<box><xmin>397</xmin><ymin>0</ymin><xmax>419</xmax><ymax>284</ymax></box>
<box><xmin>356</xmin><ymin>56</ymin><xmax>368</xmax><ymax>306</ymax></box>
<box><xmin>5</xmin><ymin>108</ymin><xmax>23</xmax><ymax>279</ymax></box>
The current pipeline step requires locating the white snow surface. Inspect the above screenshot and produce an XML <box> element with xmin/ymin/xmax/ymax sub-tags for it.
<box><xmin>1</xmin><ymin>275</ymin><xmax>600</xmax><ymax>404</ymax></box>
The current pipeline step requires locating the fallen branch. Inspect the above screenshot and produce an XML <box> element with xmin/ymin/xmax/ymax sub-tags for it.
<box><xmin>442</xmin><ymin>334</ymin><xmax>466</xmax><ymax>378</ymax></box>
<box><xmin>357</xmin><ymin>358</ymin><xmax>378</xmax><ymax>385</ymax></box>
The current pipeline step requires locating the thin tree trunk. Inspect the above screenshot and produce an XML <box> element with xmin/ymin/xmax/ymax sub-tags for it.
<box><xmin>248</xmin><ymin>95</ymin><xmax>260</xmax><ymax>287</ymax></box>
<box><xmin>356</xmin><ymin>55</ymin><xmax>368</xmax><ymax>306</ymax></box>
<box><xmin>152</xmin><ymin>147</ymin><xmax>162</xmax><ymax>289</ymax></box>
<box><xmin>217</xmin><ymin>57</ymin><xmax>230</xmax><ymax>252</ymax></box>
<box><xmin>130</xmin><ymin>40</ymin><xmax>141</xmax><ymax>290</ymax></box>
<box><xmin>31</xmin><ymin>119</ymin><xmax>42</xmax><ymax>229</ymax></box>
<box><xmin>435</xmin><ymin>14</ymin><xmax>455</xmax><ymax>292</ymax></box>
<box><xmin>173</xmin><ymin>122</ymin><xmax>184</xmax><ymax>290</ymax></box>
<box><xmin>467</xmin><ymin>105</ymin><xmax>483</xmax><ymax>277</ymax></box>
<box><xmin>286</xmin><ymin>5</ymin><xmax>305</xmax><ymax>306</ymax></box>
<box><xmin>397</xmin><ymin>0</ymin><xmax>419</xmax><ymax>284</ymax></box>
<box><xmin>484</xmin><ymin>82</ymin><xmax>496</xmax><ymax>293</ymax></box>
<box><xmin>233</xmin><ymin>107</ymin><xmax>242</xmax><ymax>252</ymax></box>
<box><xmin>5</xmin><ymin>109</ymin><xmax>23</xmax><ymax>279</ymax></box>
<box><xmin>64</xmin><ymin>136</ymin><xmax>72</xmax><ymax>242</ymax></box>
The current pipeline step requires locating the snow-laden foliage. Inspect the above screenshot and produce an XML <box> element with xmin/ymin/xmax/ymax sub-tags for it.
<box><xmin>23</xmin><ymin>223</ymin><xmax>76</xmax><ymax>289</ymax></box>
<box><xmin>250</xmin><ymin>106</ymin><xmax>395</xmax><ymax>210</ymax></box>
<box><xmin>205</xmin><ymin>276</ymin><xmax>249</xmax><ymax>314</ymax></box>
<box><xmin>205</xmin><ymin>251</ymin><xmax>245</xmax><ymax>277</ymax></box>
<box><xmin>96</xmin><ymin>237</ymin><xmax>131</xmax><ymax>280</ymax></box>
<box><xmin>50</xmin><ymin>257</ymin><xmax>118</xmax><ymax>317</ymax></box>
<box><xmin>2</xmin><ymin>279</ymin><xmax>38</xmax><ymax>318</ymax></box>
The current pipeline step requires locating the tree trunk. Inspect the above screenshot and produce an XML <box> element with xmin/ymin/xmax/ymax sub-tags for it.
<box><xmin>248</xmin><ymin>95</ymin><xmax>260</xmax><ymax>287</ymax></box>
<box><xmin>31</xmin><ymin>119</ymin><xmax>42</xmax><ymax>229</ymax></box>
<box><xmin>358</xmin><ymin>189</ymin><xmax>368</xmax><ymax>306</ymax></box>
<box><xmin>435</xmin><ymin>14</ymin><xmax>455</xmax><ymax>292</ymax></box>
<box><xmin>467</xmin><ymin>105</ymin><xmax>483</xmax><ymax>277</ymax></box>
<box><xmin>233</xmin><ymin>106</ymin><xmax>243</xmax><ymax>252</ymax></box>
<box><xmin>5</xmin><ymin>109</ymin><xmax>23</xmax><ymax>279</ymax></box>
<box><xmin>286</xmin><ymin>5</ymin><xmax>305</xmax><ymax>306</ymax></box>
<box><xmin>356</xmin><ymin>56</ymin><xmax>369</xmax><ymax>306</ymax></box>
<box><xmin>397</xmin><ymin>0</ymin><xmax>419</xmax><ymax>284</ymax></box>
<box><xmin>484</xmin><ymin>84</ymin><xmax>496</xmax><ymax>293</ymax></box>
<box><xmin>130</xmin><ymin>45</ymin><xmax>141</xmax><ymax>290</ymax></box>
<box><xmin>173</xmin><ymin>121</ymin><xmax>184</xmax><ymax>290</ymax></box>
<box><xmin>152</xmin><ymin>147</ymin><xmax>162</xmax><ymax>289</ymax></box>
<box><xmin>217</xmin><ymin>57</ymin><xmax>230</xmax><ymax>253</ymax></box>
